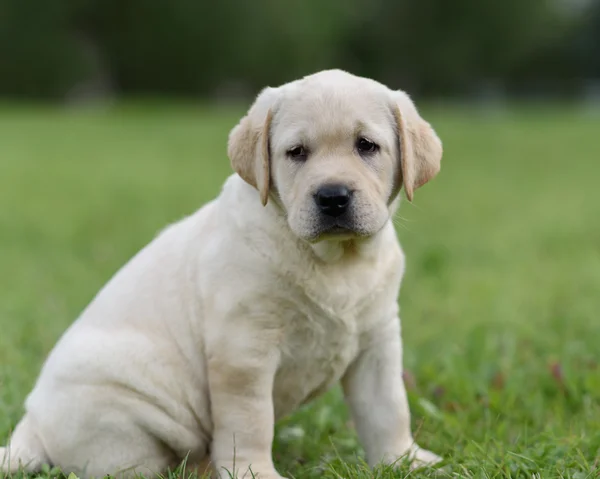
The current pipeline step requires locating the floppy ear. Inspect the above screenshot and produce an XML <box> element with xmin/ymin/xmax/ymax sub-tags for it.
<box><xmin>227</xmin><ymin>87</ymin><xmax>278</xmax><ymax>206</ymax></box>
<box><xmin>391</xmin><ymin>91</ymin><xmax>443</xmax><ymax>202</ymax></box>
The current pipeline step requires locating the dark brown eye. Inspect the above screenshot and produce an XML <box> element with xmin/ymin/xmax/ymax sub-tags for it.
<box><xmin>356</xmin><ymin>137</ymin><xmax>379</xmax><ymax>154</ymax></box>
<box><xmin>287</xmin><ymin>145</ymin><xmax>307</xmax><ymax>160</ymax></box>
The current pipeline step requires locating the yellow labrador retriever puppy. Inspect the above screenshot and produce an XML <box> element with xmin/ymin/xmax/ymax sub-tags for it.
<box><xmin>1</xmin><ymin>69</ymin><xmax>443</xmax><ymax>478</ymax></box>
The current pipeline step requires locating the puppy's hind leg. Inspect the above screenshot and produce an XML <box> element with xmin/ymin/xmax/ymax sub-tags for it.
<box><xmin>1</xmin><ymin>414</ymin><xmax>49</xmax><ymax>475</ymax></box>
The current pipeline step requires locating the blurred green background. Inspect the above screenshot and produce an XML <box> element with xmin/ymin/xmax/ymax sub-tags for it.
<box><xmin>1</xmin><ymin>1</ymin><xmax>600</xmax><ymax>478</ymax></box>
<box><xmin>1</xmin><ymin>0</ymin><xmax>600</xmax><ymax>102</ymax></box>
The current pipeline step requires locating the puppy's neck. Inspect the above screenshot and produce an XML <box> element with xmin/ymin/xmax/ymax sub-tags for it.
<box><xmin>310</xmin><ymin>240</ymin><xmax>351</xmax><ymax>263</ymax></box>
<box><xmin>309</xmin><ymin>234</ymin><xmax>383</xmax><ymax>264</ymax></box>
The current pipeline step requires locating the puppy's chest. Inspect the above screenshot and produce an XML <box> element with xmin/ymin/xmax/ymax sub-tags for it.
<box><xmin>271</xmin><ymin>288</ymin><xmax>380</xmax><ymax>420</ymax></box>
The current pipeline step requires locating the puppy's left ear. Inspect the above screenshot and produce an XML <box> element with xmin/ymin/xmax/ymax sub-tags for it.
<box><xmin>228</xmin><ymin>87</ymin><xmax>279</xmax><ymax>206</ymax></box>
<box><xmin>391</xmin><ymin>91</ymin><xmax>443</xmax><ymax>202</ymax></box>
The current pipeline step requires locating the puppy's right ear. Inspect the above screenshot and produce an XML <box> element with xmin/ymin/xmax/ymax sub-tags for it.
<box><xmin>228</xmin><ymin>87</ymin><xmax>279</xmax><ymax>206</ymax></box>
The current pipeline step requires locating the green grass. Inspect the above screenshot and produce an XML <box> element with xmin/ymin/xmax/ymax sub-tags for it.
<box><xmin>1</xmin><ymin>103</ymin><xmax>599</xmax><ymax>478</ymax></box>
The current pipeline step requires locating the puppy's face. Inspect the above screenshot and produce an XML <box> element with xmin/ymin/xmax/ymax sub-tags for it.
<box><xmin>270</xmin><ymin>78</ymin><xmax>397</xmax><ymax>242</ymax></box>
<box><xmin>228</xmin><ymin>70</ymin><xmax>442</xmax><ymax>243</ymax></box>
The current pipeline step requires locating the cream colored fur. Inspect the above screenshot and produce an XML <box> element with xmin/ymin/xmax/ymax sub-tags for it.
<box><xmin>1</xmin><ymin>69</ymin><xmax>442</xmax><ymax>479</ymax></box>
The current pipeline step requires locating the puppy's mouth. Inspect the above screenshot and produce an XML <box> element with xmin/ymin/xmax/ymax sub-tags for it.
<box><xmin>288</xmin><ymin>206</ymin><xmax>389</xmax><ymax>244</ymax></box>
<box><xmin>319</xmin><ymin>225</ymin><xmax>356</xmax><ymax>240</ymax></box>
<box><xmin>309</xmin><ymin>217</ymin><xmax>368</xmax><ymax>242</ymax></box>
<box><xmin>327</xmin><ymin>225</ymin><xmax>352</xmax><ymax>234</ymax></box>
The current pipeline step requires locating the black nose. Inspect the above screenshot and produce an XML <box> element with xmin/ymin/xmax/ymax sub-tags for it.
<box><xmin>314</xmin><ymin>184</ymin><xmax>352</xmax><ymax>217</ymax></box>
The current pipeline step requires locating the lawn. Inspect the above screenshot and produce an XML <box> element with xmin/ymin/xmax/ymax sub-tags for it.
<box><xmin>0</xmin><ymin>102</ymin><xmax>599</xmax><ymax>478</ymax></box>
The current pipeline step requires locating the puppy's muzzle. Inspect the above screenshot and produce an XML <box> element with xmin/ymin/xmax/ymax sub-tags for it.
<box><xmin>314</xmin><ymin>184</ymin><xmax>353</xmax><ymax>218</ymax></box>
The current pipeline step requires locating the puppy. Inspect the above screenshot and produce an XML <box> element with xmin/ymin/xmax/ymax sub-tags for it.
<box><xmin>1</xmin><ymin>69</ymin><xmax>443</xmax><ymax>478</ymax></box>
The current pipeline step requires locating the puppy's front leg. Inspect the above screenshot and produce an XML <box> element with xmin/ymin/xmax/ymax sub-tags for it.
<box><xmin>208</xmin><ymin>340</ymin><xmax>285</xmax><ymax>479</ymax></box>
<box><xmin>342</xmin><ymin>318</ymin><xmax>441</xmax><ymax>470</ymax></box>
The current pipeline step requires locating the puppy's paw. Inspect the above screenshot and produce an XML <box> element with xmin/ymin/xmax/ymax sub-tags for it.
<box><xmin>213</xmin><ymin>465</ymin><xmax>287</xmax><ymax>479</ymax></box>
<box><xmin>382</xmin><ymin>444</ymin><xmax>442</xmax><ymax>471</ymax></box>
<box><xmin>406</xmin><ymin>445</ymin><xmax>442</xmax><ymax>470</ymax></box>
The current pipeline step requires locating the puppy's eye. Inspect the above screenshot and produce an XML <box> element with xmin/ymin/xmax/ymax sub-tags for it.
<box><xmin>356</xmin><ymin>137</ymin><xmax>379</xmax><ymax>154</ymax></box>
<box><xmin>287</xmin><ymin>145</ymin><xmax>307</xmax><ymax>160</ymax></box>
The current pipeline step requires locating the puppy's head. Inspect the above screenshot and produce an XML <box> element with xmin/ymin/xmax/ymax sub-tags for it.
<box><xmin>228</xmin><ymin>70</ymin><xmax>442</xmax><ymax>243</ymax></box>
